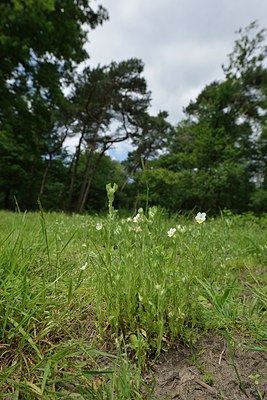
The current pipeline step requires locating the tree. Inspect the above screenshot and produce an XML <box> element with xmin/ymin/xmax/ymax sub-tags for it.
<box><xmin>122</xmin><ymin>111</ymin><xmax>174</xmax><ymax>189</ymax></box>
<box><xmin>223</xmin><ymin>21</ymin><xmax>267</xmax><ymax>210</ymax></box>
<box><xmin>0</xmin><ymin>0</ymin><xmax>108</xmax><ymax>209</ymax></box>
<box><xmin>65</xmin><ymin>59</ymin><xmax>151</xmax><ymax>213</ymax></box>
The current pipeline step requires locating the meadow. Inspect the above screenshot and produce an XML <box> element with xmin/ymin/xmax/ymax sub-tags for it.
<box><xmin>0</xmin><ymin>185</ymin><xmax>266</xmax><ymax>399</ymax></box>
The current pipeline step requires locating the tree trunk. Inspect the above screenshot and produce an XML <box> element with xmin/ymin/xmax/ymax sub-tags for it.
<box><xmin>77</xmin><ymin>150</ymin><xmax>105</xmax><ymax>213</ymax></box>
<box><xmin>39</xmin><ymin>154</ymin><xmax>52</xmax><ymax>198</ymax></box>
<box><xmin>65</xmin><ymin>129</ymin><xmax>85</xmax><ymax>211</ymax></box>
<box><xmin>75</xmin><ymin>144</ymin><xmax>95</xmax><ymax>212</ymax></box>
<box><xmin>75</xmin><ymin>121</ymin><xmax>104</xmax><ymax>212</ymax></box>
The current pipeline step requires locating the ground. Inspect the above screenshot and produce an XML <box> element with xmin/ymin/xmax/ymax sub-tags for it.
<box><xmin>149</xmin><ymin>333</ymin><xmax>267</xmax><ymax>400</ymax></box>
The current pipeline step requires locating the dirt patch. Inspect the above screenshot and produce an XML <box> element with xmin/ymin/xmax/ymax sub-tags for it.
<box><xmin>149</xmin><ymin>333</ymin><xmax>267</xmax><ymax>400</ymax></box>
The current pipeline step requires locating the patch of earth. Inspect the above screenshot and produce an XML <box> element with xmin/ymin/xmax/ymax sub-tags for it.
<box><xmin>148</xmin><ymin>333</ymin><xmax>266</xmax><ymax>400</ymax></box>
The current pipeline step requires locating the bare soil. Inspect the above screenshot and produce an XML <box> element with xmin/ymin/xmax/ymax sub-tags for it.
<box><xmin>149</xmin><ymin>333</ymin><xmax>267</xmax><ymax>400</ymax></box>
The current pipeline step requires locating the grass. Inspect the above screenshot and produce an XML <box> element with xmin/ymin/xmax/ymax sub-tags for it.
<box><xmin>0</xmin><ymin>189</ymin><xmax>266</xmax><ymax>398</ymax></box>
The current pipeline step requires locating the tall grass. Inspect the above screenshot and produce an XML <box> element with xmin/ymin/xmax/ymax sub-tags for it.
<box><xmin>0</xmin><ymin>192</ymin><xmax>266</xmax><ymax>398</ymax></box>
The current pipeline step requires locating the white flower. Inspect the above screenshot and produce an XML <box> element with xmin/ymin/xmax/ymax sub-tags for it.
<box><xmin>195</xmin><ymin>212</ymin><xmax>206</xmax><ymax>224</ymax></box>
<box><xmin>80</xmin><ymin>261</ymin><xmax>88</xmax><ymax>271</ymax></box>
<box><xmin>133</xmin><ymin>214</ymin><xmax>140</xmax><ymax>223</ymax></box>
<box><xmin>167</xmin><ymin>228</ymin><xmax>176</xmax><ymax>237</ymax></box>
<box><xmin>96</xmin><ymin>222</ymin><xmax>103</xmax><ymax>231</ymax></box>
<box><xmin>133</xmin><ymin>213</ymin><xmax>143</xmax><ymax>223</ymax></box>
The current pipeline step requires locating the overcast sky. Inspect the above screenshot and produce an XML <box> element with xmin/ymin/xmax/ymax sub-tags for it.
<box><xmin>81</xmin><ymin>0</ymin><xmax>267</xmax><ymax>160</ymax></box>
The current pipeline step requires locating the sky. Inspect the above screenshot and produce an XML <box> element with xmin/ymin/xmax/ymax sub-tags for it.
<box><xmin>73</xmin><ymin>0</ymin><xmax>267</xmax><ymax>160</ymax></box>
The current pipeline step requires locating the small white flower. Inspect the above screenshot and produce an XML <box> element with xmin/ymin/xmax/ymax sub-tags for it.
<box><xmin>81</xmin><ymin>243</ymin><xmax>87</xmax><ymax>247</ymax></box>
<box><xmin>133</xmin><ymin>213</ymin><xmax>143</xmax><ymax>223</ymax></box>
<box><xmin>80</xmin><ymin>261</ymin><xmax>88</xmax><ymax>271</ymax></box>
<box><xmin>133</xmin><ymin>214</ymin><xmax>140</xmax><ymax>223</ymax></box>
<box><xmin>195</xmin><ymin>212</ymin><xmax>206</xmax><ymax>224</ymax></box>
<box><xmin>96</xmin><ymin>222</ymin><xmax>103</xmax><ymax>231</ymax></box>
<box><xmin>167</xmin><ymin>228</ymin><xmax>176</xmax><ymax>237</ymax></box>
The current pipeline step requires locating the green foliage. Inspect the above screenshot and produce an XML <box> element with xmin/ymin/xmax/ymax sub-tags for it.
<box><xmin>0</xmin><ymin>0</ymin><xmax>108</xmax><ymax>77</ymax></box>
<box><xmin>249</xmin><ymin>189</ymin><xmax>267</xmax><ymax>213</ymax></box>
<box><xmin>0</xmin><ymin>0</ymin><xmax>108</xmax><ymax>210</ymax></box>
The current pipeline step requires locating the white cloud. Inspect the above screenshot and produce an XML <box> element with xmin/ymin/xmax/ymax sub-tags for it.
<box><xmin>107</xmin><ymin>140</ymin><xmax>133</xmax><ymax>162</ymax></box>
<box><xmin>64</xmin><ymin>135</ymin><xmax>80</xmax><ymax>153</ymax></box>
